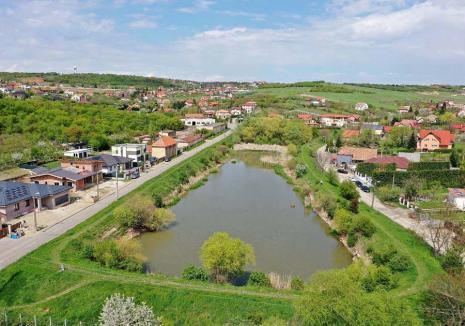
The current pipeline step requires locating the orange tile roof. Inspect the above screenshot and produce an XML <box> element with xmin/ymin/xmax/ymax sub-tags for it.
<box><xmin>152</xmin><ymin>136</ymin><xmax>177</xmax><ymax>148</ymax></box>
<box><xmin>338</xmin><ymin>146</ymin><xmax>378</xmax><ymax>161</ymax></box>
<box><xmin>342</xmin><ymin>129</ymin><xmax>360</xmax><ymax>138</ymax></box>
<box><xmin>418</xmin><ymin>130</ymin><xmax>455</xmax><ymax>147</ymax></box>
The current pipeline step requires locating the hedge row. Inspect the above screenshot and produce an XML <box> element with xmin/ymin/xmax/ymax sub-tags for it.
<box><xmin>407</xmin><ymin>161</ymin><xmax>450</xmax><ymax>171</ymax></box>
<box><xmin>372</xmin><ymin>169</ymin><xmax>465</xmax><ymax>188</ymax></box>
<box><xmin>357</xmin><ymin>162</ymin><xmax>396</xmax><ymax>175</ymax></box>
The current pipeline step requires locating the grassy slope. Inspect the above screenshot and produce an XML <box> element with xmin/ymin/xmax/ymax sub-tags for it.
<box><xmin>0</xmin><ymin>143</ymin><xmax>294</xmax><ymax>324</ymax></box>
<box><xmin>255</xmin><ymin>85</ymin><xmax>465</xmax><ymax>110</ymax></box>
<box><xmin>298</xmin><ymin>142</ymin><xmax>442</xmax><ymax>310</ymax></box>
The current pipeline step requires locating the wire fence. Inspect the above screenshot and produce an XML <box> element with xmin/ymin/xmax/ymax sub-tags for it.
<box><xmin>0</xmin><ymin>311</ymin><xmax>97</xmax><ymax>326</ymax></box>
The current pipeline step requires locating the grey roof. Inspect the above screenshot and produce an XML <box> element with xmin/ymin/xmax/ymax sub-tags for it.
<box><xmin>362</xmin><ymin>123</ymin><xmax>384</xmax><ymax>131</ymax></box>
<box><xmin>88</xmin><ymin>154</ymin><xmax>133</xmax><ymax>168</ymax></box>
<box><xmin>0</xmin><ymin>181</ymin><xmax>71</xmax><ymax>206</ymax></box>
<box><xmin>31</xmin><ymin>167</ymin><xmax>94</xmax><ymax>181</ymax></box>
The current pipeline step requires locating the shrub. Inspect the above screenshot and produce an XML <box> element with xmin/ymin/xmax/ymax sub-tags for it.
<box><xmin>377</xmin><ymin>186</ymin><xmax>402</xmax><ymax>203</ymax></box>
<box><xmin>315</xmin><ymin>191</ymin><xmax>337</xmax><ymax>219</ymax></box>
<box><xmin>248</xmin><ymin>271</ymin><xmax>271</xmax><ymax>287</ymax></box>
<box><xmin>334</xmin><ymin>209</ymin><xmax>353</xmax><ymax>234</ymax></box>
<box><xmin>369</xmin><ymin>244</ymin><xmax>398</xmax><ymax>266</ymax></box>
<box><xmin>340</xmin><ymin>180</ymin><xmax>359</xmax><ymax>201</ymax></box>
<box><xmin>441</xmin><ymin>247</ymin><xmax>464</xmax><ymax>274</ymax></box>
<box><xmin>291</xmin><ymin>277</ymin><xmax>305</xmax><ymax>290</ymax></box>
<box><xmin>152</xmin><ymin>193</ymin><xmax>165</xmax><ymax>208</ymax></box>
<box><xmin>352</xmin><ymin>215</ymin><xmax>376</xmax><ymax>238</ymax></box>
<box><xmin>145</xmin><ymin>208</ymin><xmax>176</xmax><ymax>232</ymax></box>
<box><xmin>287</xmin><ymin>158</ymin><xmax>297</xmax><ymax>170</ymax></box>
<box><xmin>327</xmin><ymin>168</ymin><xmax>339</xmax><ymax>185</ymax></box>
<box><xmin>347</xmin><ymin>232</ymin><xmax>358</xmax><ymax>247</ymax></box>
<box><xmin>361</xmin><ymin>266</ymin><xmax>397</xmax><ymax>292</ymax></box>
<box><xmin>295</xmin><ymin>164</ymin><xmax>307</xmax><ymax>178</ymax></box>
<box><xmin>92</xmin><ymin>238</ymin><xmax>145</xmax><ymax>272</ymax></box>
<box><xmin>182</xmin><ymin>265</ymin><xmax>210</xmax><ymax>281</ymax></box>
<box><xmin>349</xmin><ymin>198</ymin><xmax>359</xmax><ymax>213</ymax></box>
<box><xmin>388</xmin><ymin>254</ymin><xmax>413</xmax><ymax>272</ymax></box>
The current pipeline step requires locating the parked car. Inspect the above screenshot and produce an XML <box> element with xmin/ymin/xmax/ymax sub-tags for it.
<box><xmin>164</xmin><ymin>157</ymin><xmax>171</xmax><ymax>162</ymax></box>
<box><xmin>349</xmin><ymin>177</ymin><xmax>357</xmax><ymax>182</ymax></box>
<box><xmin>337</xmin><ymin>168</ymin><xmax>349</xmax><ymax>174</ymax></box>
<box><xmin>361</xmin><ymin>185</ymin><xmax>371</xmax><ymax>193</ymax></box>
<box><xmin>355</xmin><ymin>181</ymin><xmax>363</xmax><ymax>188</ymax></box>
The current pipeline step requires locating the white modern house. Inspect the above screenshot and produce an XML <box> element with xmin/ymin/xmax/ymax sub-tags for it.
<box><xmin>63</xmin><ymin>148</ymin><xmax>91</xmax><ymax>159</ymax></box>
<box><xmin>182</xmin><ymin>114</ymin><xmax>216</xmax><ymax>127</ymax></box>
<box><xmin>111</xmin><ymin>144</ymin><xmax>148</xmax><ymax>165</ymax></box>
<box><xmin>355</xmin><ymin>102</ymin><xmax>369</xmax><ymax>111</ymax></box>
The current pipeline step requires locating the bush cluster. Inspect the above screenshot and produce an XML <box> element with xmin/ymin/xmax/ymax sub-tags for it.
<box><xmin>182</xmin><ymin>265</ymin><xmax>210</xmax><ymax>281</ymax></box>
<box><xmin>248</xmin><ymin>271</ymin><xmax>272</xmax><ymax>287</ymax></box>
<box><xmin>368</xmin><ymin>243</ymin><xmax>413</xmax><ymax>272</ymax></box>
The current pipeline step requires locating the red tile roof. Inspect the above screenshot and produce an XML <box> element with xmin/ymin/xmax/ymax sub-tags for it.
<box><xmin>297</xmin><ymin>113</ymin><xmax>313</xmax><ymax>121</ymax></box>
<box><xmin>366</xmin><ymin>156</ymin><xmax>410</xmax><ymax>170</ymax></box>
<box><xmin>152</xmin><ymin>136</ymin><xmax>177</xmax><ymax>148</ymax></box>
<box><xmin>418</xmin><ymin>129</ymin><xmax>455</xmax><ymax>147</ymax></box>
<box><xmin>338</xmin><ymin>146</ymin><xmax>377</xmax><ymax>161</ymax></box>
<box><xmin>342</xmin><ymin>129</ymin><xmax>360</xmax><ymax>138</ymax></box>
<box><xmin>383</xmin><ymin>126</ymin><xmax>393</xmax><ymax>133</ymax></box>
<box><xmin>320</xmin><ymin>114</ymin><xmax>360</xmax><ymax>120</ymax></box>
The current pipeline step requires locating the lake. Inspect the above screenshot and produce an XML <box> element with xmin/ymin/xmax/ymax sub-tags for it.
<box><xmin>140</xmin><ymin>157</ymin><xmax>352</xmax><ymax>278</ymax></box>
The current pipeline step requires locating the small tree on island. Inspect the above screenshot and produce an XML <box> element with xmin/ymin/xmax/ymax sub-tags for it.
<box><xmin>200</xmin><ymin>232</ymin><xmax>255</xmax><ymax>283</ymax></box>
<box><xmin>99</xmin><ymin>293</ymin><xmax>163</xmax><ymax>326</ymax></box>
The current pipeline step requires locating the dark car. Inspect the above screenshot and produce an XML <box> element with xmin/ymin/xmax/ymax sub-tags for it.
<box><xmin>164</xmin><ymin>157</ymin><xmax>171</xmax><ymax>162</ymax></box>
<box><xmin>337</xmin><ymin>168</ymin><xmax>349</xmax><ymax>174</ymax></box>
<box><xmin>361</xmin><ymin>185</ymin><xmax>371</xmax><ymax>193</ymax></box>
<box><xmin>355</xmin><ymin>181</ymin><xmax>363</xmax><ymax>188</ymax></box>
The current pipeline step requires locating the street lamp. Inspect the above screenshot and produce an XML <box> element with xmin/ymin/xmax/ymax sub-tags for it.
<box><xmin>32</xmin><ymin>192</ymin><xmax>40</xmax><ymax>231</ymax></box>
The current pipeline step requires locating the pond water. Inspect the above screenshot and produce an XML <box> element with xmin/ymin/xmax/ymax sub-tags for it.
<box><xmin>140</xmin><ymin>157</ymin><xmax>352</xmax><ymax>278</ymax></box>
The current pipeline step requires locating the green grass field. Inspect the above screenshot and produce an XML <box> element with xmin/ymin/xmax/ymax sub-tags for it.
<box><xmin>254</xmin><ymin>84</ymin><xmax>465</xmax><ymax>110</ymax></box>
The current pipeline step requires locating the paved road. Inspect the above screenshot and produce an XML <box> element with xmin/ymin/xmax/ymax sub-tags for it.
<box><xmin>0</xmin><ymin>129</ymin><xmax>233</xmax><ymax>270</ymax></box>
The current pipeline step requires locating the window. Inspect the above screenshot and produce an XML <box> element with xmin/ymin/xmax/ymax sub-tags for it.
<box><xmin>25</xmin><ymin>200</ymin><xmax>30</xmax><ymax>207</ymax></box>
<box><xmin>67</xmin><ymin>182</ymin><xmax>73</xmax><ymax>187</ymax></box>
<box><xmin>14</xmin><ymin>203</ymin><xmax>20</xmax><ymax>211</ymax></box>
<box><xmin>55</xmin><ymin>182</ymin><xmax>59</xmax><ymax>186</ymax></box>
<box><xmin>34</xmin><ymin>181</ymin><xmax>39</xmax><ymax>184</ymax></box>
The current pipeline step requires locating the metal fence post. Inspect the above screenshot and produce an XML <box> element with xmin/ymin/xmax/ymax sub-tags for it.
<box><xmin>4</xmin><ymin>310</ymin><xmax>7</xmax><ymax>326</ymax></box>
<box><xmin>64</xmin><ymin>318</ymin><xmax>67</xmax><ymax>326</ymax></box>
<box><xmin>19</xmin><ymin>314</ymin><xmax>22</xmax><ymax>326</ymax></box>
<box><xmin>34</xmin><ymin>315</ymin><xmax>37</xmax><ymax>326</ymax></box>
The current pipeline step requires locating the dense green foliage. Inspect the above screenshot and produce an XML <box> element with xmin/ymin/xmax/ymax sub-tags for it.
<box><xmin>372</xmin><ymin>169</ymin><xmax>465</xmax><ymax>187</ymax></box>
<box><xmin>182</xmin><ymin>265</ymin><xmax>210</xmax><ymax>282</ymax></box>
<box><xmin>0</xmin><ymin>98</ymin><xmax>182</xmax><ymax>168</ymax></box>
<box><xmin>200</xmin><ymin>232</ymin><xmax>256</xmax><ymax>283</ymax></box>
<box><xmin>248</xmin><ymin>271</ymin><xmax>272</xmax><ymax>288</ymax></box>
<box><xmin>407</xmin><ymin>161</ymin><xmax>450</xmax><ymax>171</ymax></box>
<box><xmin>238</xmin><ymin>116</ymin><xmax>313</xmax><ymax>145</ymax></box>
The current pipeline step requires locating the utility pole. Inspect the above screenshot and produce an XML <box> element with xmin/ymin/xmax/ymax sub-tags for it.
<box><xmin>33</xmin><ymin>194</ymin><xmax>38</xmax><ymax>231</ymax></box>
<box><xmin>116</xmin><ymin>163</ymin><xmax>120</xmax><ymax>200</ymax></box>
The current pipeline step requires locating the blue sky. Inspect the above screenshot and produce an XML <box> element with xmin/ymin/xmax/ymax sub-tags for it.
<box><xmin>0</xmin><ymin>0</ymin><xmax>464</xmax><ymax>84</ymax></box>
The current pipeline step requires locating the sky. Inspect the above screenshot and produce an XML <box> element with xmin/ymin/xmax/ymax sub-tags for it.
<box><xmin>0</xmin><ymin>0</ymin><xmax>465</xmax><ymax>84</ymax></box>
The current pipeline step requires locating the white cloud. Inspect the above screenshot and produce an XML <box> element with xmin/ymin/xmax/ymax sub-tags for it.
<box><xmin>129</xmin><ymin>19</ymin><xmax>158</xmax><ymax>29</ymax></box>
<box><xmin>1</xmin><ymin>0</ymin><xmax>465</xmax><ymax>83</ymax></box>
<box><xmin>178</xmin><ymin>0</ymin><xmax>215</xmax><ymax>14</ymax></box>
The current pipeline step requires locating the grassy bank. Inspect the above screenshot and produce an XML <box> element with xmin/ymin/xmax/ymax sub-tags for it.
<box><xmin>0</xmin><ymin>138</ymin><xmax>295</xmax><ymax>324</ymax></box>
<box><xmin>297</xmin><ymin>141</ymin><xmax>442</xmax><ymax>312</ymax></box>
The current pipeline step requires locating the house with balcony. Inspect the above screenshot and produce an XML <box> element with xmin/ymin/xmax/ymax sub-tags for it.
<box><xmin>111</xmin><ymin>143</ymin><xmax>148</xmax><ymax>166</ymax></box>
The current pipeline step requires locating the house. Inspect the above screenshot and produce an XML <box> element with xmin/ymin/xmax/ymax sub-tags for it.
<box><xmin>197</xmin><ymin>122</ymin><xmax>227</xmax><ymax>134</ymax></box>
<box><xmin>398</xmin><ymin>106</ymin><xmax>411</xmax><ymax>114</ymax></box>
<box><xmin>241</xmin><ymin>101</ymin><xmax>257</xmax><ymax>114</ymax></box>
<box><xmin>0</xmin><ymin>181</ymin><xmax>71</xmax><ymax>223</ymax></box>
<box><xmin>361</xmin><ymin>123</ymin><xmax>384</xmax><ymax>136</ymax></box>
<box><xmin>365</xmin><ymin>156</ymin><xmax>410</xmax><ymax>171</ymax></box>
<box><xmin>183</xmin><ymin>114</ymin><xmax>216</xmax><ymax>127</ymax></box>
<box><xmin>184</xmin><ymin>100</ymin><xmax>194</xmax><ymax>108</ymax></box>
<box><xmin>417</xmin><ymin>130</ymin><xmax>455</xmax><ymax>151</ymax></box>
<box><xmin>297</xmin><ymin>114</ymin><xmax>319</xmax><ymax>126</ymax></box>
<box><xmin>133</xmin><ymin>134</ymin><xmax>152</xmax><ymax>144</ymax></box>
<box><xmin>230</xmin><ymin>108</ymin><xmax>242</xmax><ymax>116</ymax></box>
<box><xmin>151</xmin><ymin>136</ymin><xmax>178</xmax><ymax>160</ymax></box>
<box><xmin>355</xmin><ymin>102</ymin><xmax>369</xmax><ymax>111</ymax></box>
<box><xmin>159</xmin><ymin>130</ymin><xmax>176</xmax><ymax>138</ymax></box>
<box><xmin>394</xmin><ymin>119</ymin><xmax>420</xmax><ymax>128</ymax></box>
<box><xmin>111</xmin><ymin>144</ymin><xmax>148</xmax><ymax>165</ymax></box>
<box><xmin>308</xmin><ymin>96</ymin><xmax>326</xmax><ymax>107</ymax></box>
<box><xmin>176</xmin><ymin>134</ymin><xmax>203</xmax><ymax>151</ymax></box>
<box><xmin>215</xmin><ymin>109</ymin><xmax>231</xmax><ymax>120</ymax></box>
<box><xmin>63</xmin><ymin>147</ymin><xmax>91</xmax><ymax>159</ymax></box>
<box><xmin>319</xmin><ymin>114</ymin><xmax>359</xmax><ymax>128</ymax></box>
<box><xmin>447</xmin><ymin>188</ymin><xmax>465</xmax><ymax>210</ymax></box>
<box><xmin>88</xmin><ymin>154</ymin><xmax>134</xmax><ymax>178</ymax></box>
<box><xmin>71</xmin><ymin>94</ymin><xmax>86</xmax><ymax>103</ymax></box>
<box><xmin>451</xmin><ymin>123</ymin><xmax>465</xmax><ymax>133</ymax></box>
<box><xmin>60</xmin><ymin>159</ymin><xmax>103</xmax><ymax>181</ymax></box>
<box><xmin>342</xmin><ymin>129</ymin><xmax>360</xmax><ymax>139</ymax></box>
<box><xmin>336</xmin><ymin>146</ymin><xmax>378</xmax><ymax>166</ymax></box>
<box><xmin>30</xmin><ymin>167</ymin><xmax>98</xmax><ymax>191</ymax></box>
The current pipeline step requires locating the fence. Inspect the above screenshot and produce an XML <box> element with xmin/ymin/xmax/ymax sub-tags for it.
<box><xmin>0</xmin><ymin>311</ymin><xmax>96</xmax><ymax>326</ymax></box>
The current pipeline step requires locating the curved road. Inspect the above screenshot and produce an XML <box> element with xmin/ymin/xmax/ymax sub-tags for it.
<box><xmin>0</xmin><ymin>128</ymin><xmax>234</xmax><ymax>270</ymax></box>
